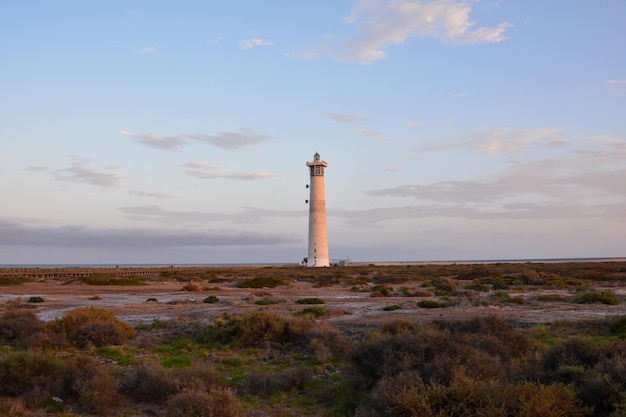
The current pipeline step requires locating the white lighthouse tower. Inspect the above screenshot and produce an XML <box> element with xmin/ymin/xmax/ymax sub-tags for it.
<box><xmin>306</xmin><ymin>152</ymin><xmax>329</xmax><ymax>267</ymax></box>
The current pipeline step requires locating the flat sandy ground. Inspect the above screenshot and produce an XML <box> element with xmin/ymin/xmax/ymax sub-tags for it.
<box><xmin>3</xmin><ymin>263</ymin><xmax>626</xmax><ymax>337</ymax></box>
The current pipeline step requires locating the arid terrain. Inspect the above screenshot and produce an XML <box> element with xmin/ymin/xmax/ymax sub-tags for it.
<box><xmin>3</xmin><ymin>261</ymin><xmax>626</xmax><ymax>336</ymax></box>
<box><xmin>3</xmin><ymin>261</ymin><xmax>626</xmax><ymax>417</ymax></box>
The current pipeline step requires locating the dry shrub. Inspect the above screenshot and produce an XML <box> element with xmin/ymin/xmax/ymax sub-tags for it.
<box><xmin>182</xmin><ymin>282</ymin><xmax>202</xmax><ymax>292</ymax></box>
<box><xmin>165</xmin><ymin>387</ymin><xmax>243</xmax><ymax>417</ymax></box>
<box><xmin>0</xmin><ymin>350</ymin><xmax>59</xmax><ymax>398</ymax></box>
<box><xmin>196</xmin><ymin>312</ymin><xmax>348</xmax><ymax>359</ymax></box>
<box><xmin>528</xmin><ymin>337</ymin><xmax>601</xmax><ymax>383</ymax></box>
<box><xmin>243</xmin><ymin>366</ymin><xmax>313</xmax><ymax>395</ymax></box>
<box><xmin>45</xmin><ymin>306</ymin><xmax>135</xmax><ymax>347</ymax></box>
<box><xmin>523</xmin><ymin>338</ymin><xmax>626</xmax><ymax>415</ymax></box>
<box><xmin>54</xmin><ymin>355</ymin><xmax>119</xmax><ymax>413</ymax></box>
<box><xmin>0</xmin><ymin>397</ymin><xmax>31</xmax><ymax>417</ymax></box>
<box><xmin>0</xmin><ymin>310</ymin><xmax>43</xmax><ymax>347</ymax></box>
<box><xmin>169</xmin><ymin>362</ymin><xmax>221</xmax><ymax>394</ymax></box>
<box><xmin>434</xmin><ymin>316</ymin><xmax>530</xmax><ymax>360</ymax></box>
<box><xmin>358</xmin><ymin>371</ymin><xmax>588</xmax><ymax>417</ymax></box>
<box><xmin>380</xmin><ymin>319</ymin><xmax>418</xmax><ymax>335</ymax></box>
<box><xmin>431</xmin><ymin>277</ymin><xmax>457</xmax><ymax>293</ymax></box>
<box><xmin>348</xmin><ymin>317</ymin><xmax>526</xmax><ymax>392</ymax></box>
<box><xmin>119</xmin><ymin>360</ymin><xmax>169</xmax><ymax>403</ymax></box>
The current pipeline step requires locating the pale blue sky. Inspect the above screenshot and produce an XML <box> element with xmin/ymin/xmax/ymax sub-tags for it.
<box><xmin>1</xmin><ymin>1</ymin><xmax>625</xmax><ymax>264</ymax></box>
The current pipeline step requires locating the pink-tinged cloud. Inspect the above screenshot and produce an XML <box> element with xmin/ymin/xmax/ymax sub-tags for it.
<box><xmin>121</xmin><ymin>128</ymin><xmax>272</xmax><ymax>151</ymax></box>
<box><xmin>325</xmin><ymin>0</ymin><xmax>512</xmax><ymax>63</ymax></box>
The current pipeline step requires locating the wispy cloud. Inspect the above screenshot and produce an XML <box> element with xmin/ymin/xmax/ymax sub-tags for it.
<box><xmin>121</xmin><ymin>128</ymin><xmax>272</xmax><ymax>151</ymax></box>
<box><xmin>356</xmin><ymin>127</ymin><xmax>386</xmax><ymax>141</ymax></box>
<box><xmin>0</xmin><ymin>217</ymin><xmax>297</xmax><ymax>248</ymax></box>
<box><xmin>207</xmin><ymin>36</ymin><xmax>224</xmax><ymax>44</ymax></box>
<box><xmin>179</xmin><ymin>161</ymin><xmax>277</xmax><ymax>181</ymax></box>
<box><xmin>405</xmin><ymin>121</ymin><xmax>425</xmax><ymax>128</ymax></box>
<box><xmin>118</xmin><ymin>205</ymin><xmax>302</xmax><ymax>225</ymax></box>
<box><xmin>355</xmin><ymin>144</ymin><xmax>626</xmax><ymax>225</ymax></box>
<box><xmin>120</xmin><ymin>130</ymin><xmax>186</xmax><ymax>151</ymax></box>
<box><xmin>423</xmin><ymin>126</ymin><xmax>567</xmax><ymax>153</ymax></box>
<box><xmin>322</xmin><ymin>112</ymin><xmax>367</xmax><ymax>123</ymax></box>
<box><xmin>316</xmin><ymin>0</ymin><xmax>511</xmax><ymax>63</ymax></box>
<box><xmin>134</xmin><ymin>45</ymin><xmax>157</xmax><ymax>54</ymax></box>
<box><xmin>240</xmin><ymin>38</ymin><xmax>273</xmax><ymax>49</ymax></box>
<box><xmin>52</xmin><ymin>157</ymin><xmax>123</xmax><ymax>189</ymax></box>
<box><xmin>129</xmin><ymin>190</ymin><xmax>173</xmax><ymax>199</ymax></box>
<box><xmin>604</xmin><ymin>80</ymin><xmax>626</xmax><ymax>95</ymax></box>
<box><xmin>25</xmin><ymin>165</ymin><xmax>49</xmax><ymax>171</ymax></box>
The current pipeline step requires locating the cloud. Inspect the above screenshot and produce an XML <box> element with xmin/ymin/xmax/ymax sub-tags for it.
<box><xmin>356</xmin><ymin>127</ymin><xmax>386</xmax><ymax>140</ymax></box>
<box><xmin>185</xmin><ymin>128</ymin><xmax>271</xmax><ymax>150</ymax></box>
<box><xmin>179</xmin><ymin>161</ymin><xmax>277</xmax><ymax>181</ymax></box>
<box><xmin>52</xmin><ymin>158</ymin><xmax>123</xmax><ymax>188</ymax></box>
<box><xmin>405</xmin><ymin>121</ymin><xmax>425</xmax><ymax>127</ymax></box>
<box><xmin>322</xmin><ymin>112</ymin><xmax>367</xmax><ymax>123</ymax></box>
<box><xmin>129</xmin><ymin>190</ymin><xmax>174</xmax><ymax>199</ymax></box>
<box><xmin>0</xmin><ymin>218</ymin><xmax>298</xmax><ymax>248</ymax></box>
<box><xmin>25</xmin><ymin>165</ymin><xmax>49</xmax><ymax>171</ymax></box>
<box><xmin>356</xmin><ymin>145</ymin><xmax>626</xmax><ymax>225</ymax></box>
<box><xmin>121</xmin><ymin>128</ymin><xmax>272</xmax><ymax>151</ymax></box>
<box><xmin>134</xmin><ymin>45</ymin><xmax>157</xmax><ymax>55</ymax></box>
<box><xmin>118</xmin><ymin>205</ymin><xmax>302</xmax><ymax>225</ymax></box>
<box><xmin>240</xmin><ymin>38</ymin><xmax>273</xmax><ymax>48</ymax></box>
<box><xmin>207</xmin><ymin>36</ymin><xmax>224</xmax><ymax>44</ymax></box>
<box><xmin>423</xmin><ymin>126</ymin><xmax>567</xmax><ymax>153</ymax></box>
<box><xmin>329</xmin><ymin>0</ymin><xmax>511</xmax><ymax>63</ymax></box>
<box><xmin>604</xmin><ymin>80</ymin><xmax>626</xmax><ymax>95</ymax></box>
<box><xmin>120</xmin><ymin>130</ymin><xmax>187</xmax><ymax>151</ymax></box>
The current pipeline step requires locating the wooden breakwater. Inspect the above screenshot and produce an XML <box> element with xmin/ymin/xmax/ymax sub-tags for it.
<box><xmin>0</xmin><ymin>266</ymin><xmax>214</xmax><ymax>279</ymax></box>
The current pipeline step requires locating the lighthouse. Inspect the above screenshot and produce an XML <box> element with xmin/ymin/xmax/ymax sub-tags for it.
<box><xmin>306</xmin><ymin>152</ymin><xmax>329</xmax><ymax>267</ymax></box>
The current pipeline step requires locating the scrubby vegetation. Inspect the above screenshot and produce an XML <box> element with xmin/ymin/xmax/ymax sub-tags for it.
<box><xmin>2</xmin><ymin>261</ymin><xmax>626</xmax><ymax>416</ymax></box>
<box><xmin>5</xmin><ymin>306</ymin><xmax>626</xmax><ymax>416</ymax></box>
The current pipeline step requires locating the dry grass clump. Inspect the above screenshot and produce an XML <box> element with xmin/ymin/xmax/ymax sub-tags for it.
<box><xmin>195</xmin><ymin>311</ymin><xmax>348</xmax><ymax>361</ymax></box>
<box><xmin>0</xmin><ymin>310</ymin><xmax>43</xmax><ymax>347</ymax></box>
<box><xmin>356</xmin><ymin>371</ymin><xmax>588</xmax><ymax>417</ymax></box>
<box><xmin>0</xmin><ymin>351</ymin><xmax>118</xmax><ymax>413</ymax></box>
<box><xmin>165</xmin><ymin>387</ymin><xmax>243</xmax><ymax>417</ymax></box>
<box><xmin>45</xmin><ymin>306</ymin><xmax>136</xmax><ymax>347</ymax></box>
<box><xmin>182</xmin><ymin>282</ymin><xmax>202</xmax><ymax>292</ymax></box>
<box><xmin>243</xmin><ymin>366</ymin><xmax>314</xmax><ymax>395</ymax></box>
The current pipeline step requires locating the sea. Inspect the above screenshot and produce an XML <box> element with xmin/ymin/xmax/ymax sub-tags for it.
<box><xmin>2</xmin><ymin>257</ymin><xmax>625</xmax><ymax>268</ymax></box>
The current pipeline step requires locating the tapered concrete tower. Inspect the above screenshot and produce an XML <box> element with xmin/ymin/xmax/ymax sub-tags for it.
<box><xmin>306</xmin><ymin>152</ymin><xmax>329</xmax><ymax>267</ymax></box>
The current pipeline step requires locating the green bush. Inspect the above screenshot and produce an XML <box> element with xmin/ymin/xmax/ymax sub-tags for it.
<box><xmin>495</xmin><ymin>291</ymin><xmax>525</xmax><ymax>305</ymax></box>
<box><xmin>254</xmin><ymin>298</ymin><xmax>282</xmax><ymax>305</ymax></box>
<box><xmin>27</xmin><ymin>296</ymin><xmax>44</xmax><ymax>303</ymax></box>
<box><xmin>574</xmin><ymin>290</ymin><xmax>619</xmax><ymax>305</ymax></box>
<box><xmin>417</xmin><ymin>300</ymin><xmax>443</xmax><ymax>309</ymax></box>
<box><xmin>296</xmin><ymin>297</ymin><xmax>325</xmax><ymax>304</ymax></box>
<box><xmin>383</xmin><ymin>305</ymin><xmax>401</xmax><ymax>311</ymax></box>
<box><xmin>203</xmin><ymin>296</ymin><xmax>219</xmax><ymax>304</ymax></box>
<box><xmin>537</xmin><ymin>293</ymin><xmax>564</xmax><ymax>302</ymax></box>
<box><xmin>297</xmin><ymin>306</ymin><xmax>328</xmax><ymax>317</ymax></box>
<box><xmin>240</xmin><ymin>276</ymin><xmax>288</xmax><ymax>288</ymax></box>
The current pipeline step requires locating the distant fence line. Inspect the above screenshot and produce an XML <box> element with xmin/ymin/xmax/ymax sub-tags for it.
<box><xmin>0</xmin><ymin>266</ymin><xmax>213</xmax><ymax>279</ymax></box>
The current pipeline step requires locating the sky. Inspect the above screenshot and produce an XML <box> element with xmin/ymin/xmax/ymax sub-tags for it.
<box><xmin>1</xmin><ymin>1</ymin><xmax>625</xmax><ymax>265</ymax></box>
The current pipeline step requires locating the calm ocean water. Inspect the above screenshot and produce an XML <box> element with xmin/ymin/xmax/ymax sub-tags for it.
<box><xmin>1</xmin><ymin>257</ymin><xmax>624</xmax><ymax>268</ymax></box>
